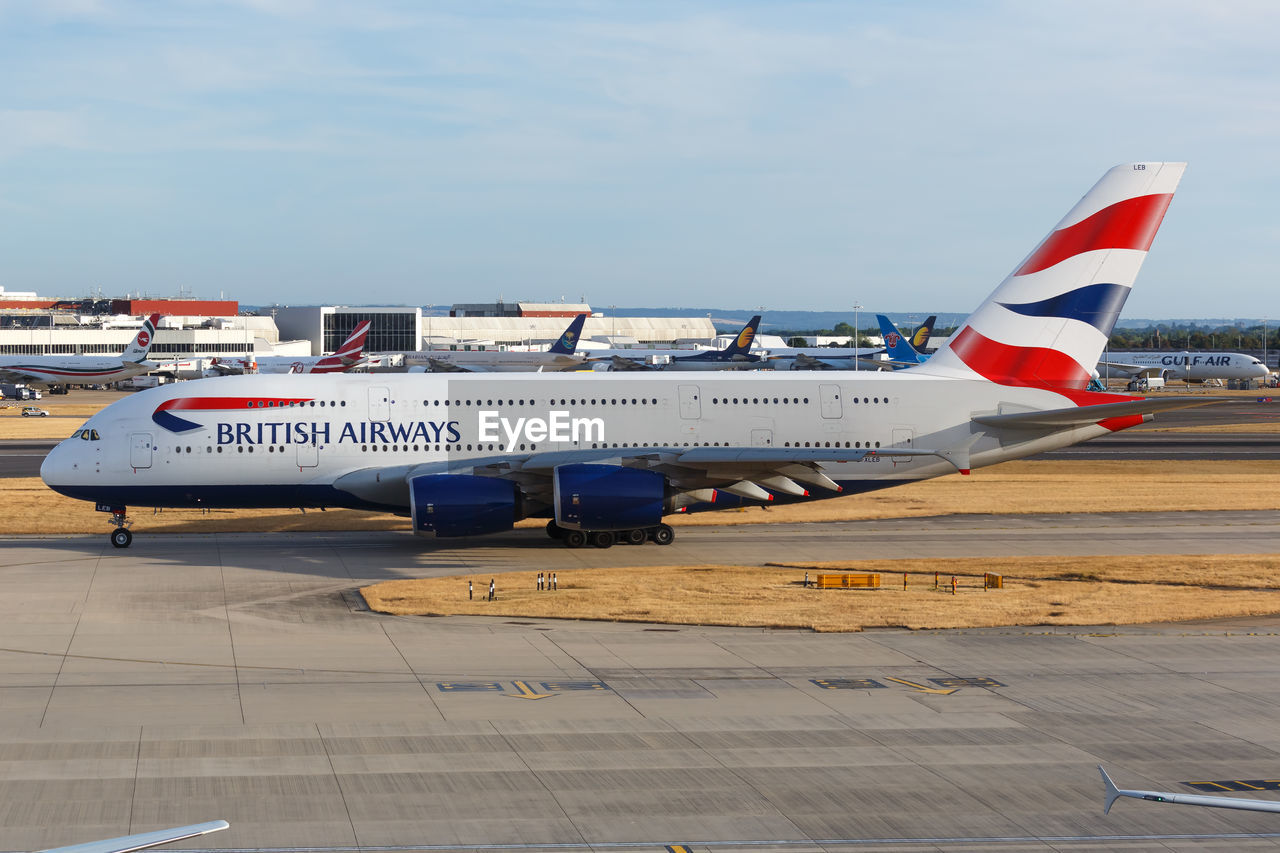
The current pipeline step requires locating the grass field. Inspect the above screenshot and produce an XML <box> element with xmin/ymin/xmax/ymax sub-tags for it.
<box><xmin>361</xmin><ymin>554</ymin><xmax>1280</xmax><ymax>632</ymax></box>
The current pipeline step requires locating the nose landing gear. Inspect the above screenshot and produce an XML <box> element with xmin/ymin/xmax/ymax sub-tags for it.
<box><xmin>108</xmin><ymin>509</ymin><xmax>133</xmax><ymax>548</ymax></box>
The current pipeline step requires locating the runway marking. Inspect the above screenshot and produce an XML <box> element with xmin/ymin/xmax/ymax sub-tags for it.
<box><xmin>541</xmin><ymin>680</ymin><xmax>609</xmax><ymax>691</ymax></box>
<box><xmin>1187</xmin><ymin>778</ymin><xmax>1280</xmax><ymax>792</ymax></box>
<box><xmin>884</xmin><ymin>677</ymin><xmax>956</xmax><ymax>695</ymax></box>
<box><xmin>930</xmin><ymin>677</ymin><xmax>1005</xmax><ymax>688</ymax></box>
<box><xmin>436</xmin><ymin>682</ymin><xmax>503</xmax><ymax>692</ymax></box>
<box><xmin>811</xmin><ymin>678</ymin><xmax>886</xmax><ymax>690</ymax></box>
<box><xmin>504</xmin><ymin>680</ymin><xmax>554</xmax><ymax>700</ymax></box>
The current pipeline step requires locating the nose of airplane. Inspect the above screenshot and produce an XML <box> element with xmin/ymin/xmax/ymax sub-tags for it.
<box><xmin>39</xmin><ymin>440</ymin><xmax>66</xmax><ymax>487</ymax></box>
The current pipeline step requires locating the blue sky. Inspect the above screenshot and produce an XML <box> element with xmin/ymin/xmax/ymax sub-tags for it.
<box><xmin>0</xmin><ymin>1</ymin><xmax>1277</xmax><ymax>318</ymax></box>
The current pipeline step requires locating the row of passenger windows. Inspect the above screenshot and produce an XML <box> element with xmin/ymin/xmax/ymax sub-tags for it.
<box><xmin>247</xmin><ymin>400</ymin><xmax>346</xmax><ymax>408</ymax></box>
<box><xmin>421</xmin><ymin>398</ymin><xmax>662</xmax><ymax>407</ymax></box>
<box><xmin>167</xmin><ymin>438</ymin><xmax>884</xmax><ymax>455</ymax></box>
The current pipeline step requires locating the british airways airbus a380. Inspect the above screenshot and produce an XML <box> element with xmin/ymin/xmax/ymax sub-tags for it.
<box><xmin>44</xmin><ymin>163</ymin><xmax>1207</xmax><ymax>549</ymax></box>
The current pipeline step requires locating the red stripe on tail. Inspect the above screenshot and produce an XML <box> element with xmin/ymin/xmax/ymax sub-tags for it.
<box><xmin>1015</xmin><ymin>193</ymin><xmax>1174</xmax><ymax>276</ymax></box>
<box><xmin>949</xmin><ymin>327</ymin><xmax>1093</xmax><ymax>390</ymax></box>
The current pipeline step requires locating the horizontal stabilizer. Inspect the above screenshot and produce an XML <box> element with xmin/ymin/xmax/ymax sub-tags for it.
<box><xmin>973</xmin><ymin>397</ymin><xmax>1223</xmax><ymax>430</ymax></box>
<box><xmin>37</xmin><ymin>821</ymin><xmax>229</xmax><ymax>853</ymax></box>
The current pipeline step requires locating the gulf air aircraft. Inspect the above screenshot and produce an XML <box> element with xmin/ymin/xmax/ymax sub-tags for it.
<box><xmin>0</xmin><ymin>314</ymin><xmax>160</xmax><ymax>388</ymax></box>
<box><xmin>405</xmin><ymin>313</ymin><xmax>589</xmax><ymax>373</ymax></box>
<box><xmin>589</xmin><ymin>315</ymin><xmax>765</xmax><ymax>371</ymax></box>
<box><xmin>208</xmin><ymin>321</ymin><xmax>372</xmax><ymax>375</ymax></box>
<box><xmin>44</xmin><ymin>163</ymin><xmax>1207</xmax><ymax>550</ymax></box>
<box><xmin>1097</xmin><ymin>350</ymin><xmax>1269</xmax><ymax>383</ymax></box>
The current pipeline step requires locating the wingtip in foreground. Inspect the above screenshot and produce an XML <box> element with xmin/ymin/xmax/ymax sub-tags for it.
<box><xmin>1099</xmin><ymin>765</ymin><xmax>1280</xmax><ymax>815</ymax></box>
<box><xmin>35</xmin><ymin>821</ymin><xmax>229</xmax><ymax>853</ymax></box>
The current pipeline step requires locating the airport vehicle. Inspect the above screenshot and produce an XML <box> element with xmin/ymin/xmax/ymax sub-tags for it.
<box><xmin>590</xmin><ymin>315</ymin><xmax>765</xmax><ymax>371</ymax></box>
<box><xmin>0</xmin><ymin>314</ymin><xmax>159</xmax><ymax>387</ymax></box>
<box><xmin>43</xmin><ymin>162</ymin><xmax>1200</xmax><ymax>550</ymax></box>
<box><xmin>208</xmin><ymin>321</ymin><xmax>372</xmax><ymax>375</ymax></box>
<box><xmin>406</xmin><ymin>314</ymin><xmax>588</xmax><ymax>373</ymax></box>
<box><xmin>34</xmin><ymin>821</ymin><xmax>228</xmax><ymax>853</ymax></box>
<box><xmin>1100</xmin><ymin>766</ymin><xmax>1280</xmax><ymax>814</ymax></box>
<box><xmin>1097</xmin><ymin>350</ymin><xmax>1268</xmax><ymax>383</ymax></box>
<box><xmin>20</xmin><ymin>406</ymin><xmax>49</xmax><ymax>417</ymax></box>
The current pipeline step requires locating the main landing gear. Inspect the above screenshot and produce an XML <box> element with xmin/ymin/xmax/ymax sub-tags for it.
<box><xmin>545</xmin><ymin>521</ymin><xmax>675</xmax><ymax>549</ymax></box>
<box><xmin>109</xmin><ymin>509</ymin><xmax>133</xmax><ymax>548</ymax></box>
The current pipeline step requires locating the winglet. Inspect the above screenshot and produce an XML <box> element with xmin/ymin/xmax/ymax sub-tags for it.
<box><xmin>1100</xmin><ymin>765</ymin><xmax>1122</xmax><ymax>815</ymax></box>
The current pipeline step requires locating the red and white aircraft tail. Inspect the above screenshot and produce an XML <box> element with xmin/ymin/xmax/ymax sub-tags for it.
<box><xmin>121</xmin><ymin>314</ymin><xmax>161</xmax><ymax>363</ymax></box>
<box><xmin>920</xmin><ymin>162</ymin><xmax>1186</xmax><ymax>390</ymax></box>
<box><xmin>310</xmin><ymin>320</ymin><xmax>372</xmax><ymax>374</ymax></box>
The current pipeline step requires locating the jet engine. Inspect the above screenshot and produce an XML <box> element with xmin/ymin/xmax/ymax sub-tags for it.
<box><xmin>410</xmin><ymin>474</ymin><xmax>520</xmax><ymax>537</ymax></box>
<box><xmin>554</xmin><ymin>464</ymin><xmax>666</xmax><ymax>531</ymax></box>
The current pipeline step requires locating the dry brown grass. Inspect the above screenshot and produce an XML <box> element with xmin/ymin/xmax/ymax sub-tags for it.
<box><xmin>9</xmin><ymin>459</ymin><xmax>1280</xmax><ymax>534</ymax></box>
<box><xmin>360</xmin><ymin>555</ymin><xmax>1280</xmax><ymax>631</ymax></box>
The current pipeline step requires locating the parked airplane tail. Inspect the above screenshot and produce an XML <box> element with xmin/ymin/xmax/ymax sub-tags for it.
<box><xmin>312</xmin><ymin>321</ymin><xmax>372</xmax><ymax>374</ymax></box>
<box><xmin>910</xmin><ymin>315</ymin><xmax>936</xmax><ymax>350</ymax></box>
<box><xmin>875</xmin><ymin>314</ymin><xmax>924</xmax><ymax>364</ymax></box>
<box><xmin>720</xmin><ymin>315</ymin><xmax>762</xmax><ymax>358</ymax></box>
<box><xmin>121</xmin><ymin>314</ymin><xmax>161</xmax><ymax>363</ymax></box>
<box><xmin>920</xmin><ymin>163</ymin><xmax>1185</xmax><ymax>390</ymax></box>
<box><xmin>548</xmin><ymin>314</ymin><xmax>588</xmax><ymax>355</ymax></box>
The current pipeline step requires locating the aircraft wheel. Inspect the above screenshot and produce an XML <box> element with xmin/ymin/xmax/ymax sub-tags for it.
<box><xmin>590</xmin><ymin>531</ymin><xmax>615</xmax><ymax>549</ymax></box>
<box><xmin>563</xmin><ymin>530</ymin><xmax>587</xmax><ymax>549</ymax></box>
<box><xmin>624</xmin><ymin>528</ymin><xmax>647</xmax><ymax>546</ymax></box>
<box><xmin>110</xmin><ymin>528</ymin><xmax>133</xmax><ymax>549</ymax></box>
<box><xmin>545</xmin><ymin>520</ymin><xmax>564</xmax><ymax>540</ymax></box>
<box><xmin>651</xmin><ymin>524</ymin><xmax>675</xmax><ymax>546</ymax></box>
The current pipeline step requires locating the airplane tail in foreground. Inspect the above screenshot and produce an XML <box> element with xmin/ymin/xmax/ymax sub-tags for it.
<box><xmin>919</xmin><ymin>163</ymin><xmax>1186</xmax><ymax>390</ymax></box>
<box><xmin>720</xmin><ymin>315</ymin><xmax>761</xmax><ymax>358</ymax></box>
<box><xmin>311</xmin><ymin>320</ymin><xmax>372</xmax><ymax>374</ymax></box>
<box><xmin>548</xmin><ymin>314</ymin><xmax>588</xmax><ymax>355</ymax></box>
<box><xmin>121</xmin><ymin>314</ymin><xmax>161</xmax><ymax>363</ymax></box>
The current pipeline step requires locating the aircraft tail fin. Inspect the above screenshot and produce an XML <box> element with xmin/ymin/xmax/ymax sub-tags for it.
<box><xmin>548</xmin><ymin>314</ymin><xmax>587</xmax><ymax>355</ymax></box>
<box><xmin>1099</xmin><ymin>766</ymin><xmax>1122</xmax><ymax>815</ymax></box>
<box><xmin>876</xmin><ymin>315</ymin><xmax>923</xmax><ymax>364</ymax></box>
<box><xmin>121</xmin><ymin>314</ymin><xmax>160</xmax><ymax>363</ymax></box>
<box><xmin>311</xmin><ymin>321</ymin><xmax>372</xmax><ymax>374</ymax></box>
<box><xmin>919</xmin><ymin>163</ymin><xmax>1186</xmax><ymax>390</ymax></box>
<box><xmin>910</xmin><ymin>315</ymin><xmax>937</xmax><ymax>350</ymax></box>
<box><xmin>721</xmin><ymin>315</ymin><xmax>761</xmax><ymax>358</ymax></box>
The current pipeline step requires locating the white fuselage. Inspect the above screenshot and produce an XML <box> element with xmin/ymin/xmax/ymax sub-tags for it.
<box><xmin>42</xmin><ymin>371</ymin><xmax>1116</xmax><ymax>516</ymax></box>
<box><xmin>0</xmin><ymin>355</ymin><xmax>154</xmax><ymax>386</ymax></box>
<box><xmin>403</xmin><ymin>351</ymin><xmax>586</xmax><ymax>372</ymax></box>
<box><xmin>1099</xmin><ymin>351</ymin><xmax>1268</xmax><ymax>382</ymax></box>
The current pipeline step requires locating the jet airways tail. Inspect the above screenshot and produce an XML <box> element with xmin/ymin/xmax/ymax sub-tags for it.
<box><xmin>121</xmin><ymin>314</ymin><xmax>161</xmax><ymax>363</ymax></box>
<box><xmin>910</xmin><ymin>315</ymin><xmax>937</xmax><ymax>350</ymax></box>
<box><xmin>311</xmin><ymin>320</ymin><xmax>372</xmax><ymax>374</ymax></box>
<box><xmin>547</xmin><ymin>314</ymin><xmax>588</xmax><ymax>355</ymax></box>
<box><xmin>919</xmin><ymin>163</ymin><xmax>1186</xmax><ymax>390</ymax></box>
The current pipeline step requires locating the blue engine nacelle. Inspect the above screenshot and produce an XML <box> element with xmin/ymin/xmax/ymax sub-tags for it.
<box><xmin>410</xmin><ymin>474</ymin><xmax>519</xmax><ymax>537</ymax></box>
<box><xmin>554</xmin><ymin>464</ymin><xmax>666</xmax><ymax>531</ymax></box>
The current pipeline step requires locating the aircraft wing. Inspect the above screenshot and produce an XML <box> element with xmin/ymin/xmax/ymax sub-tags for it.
<box><xmin>427</xmin><ymin>358</ymin><xmax>478</xmax><ymax>374</ymax></box>
<box><xmin>1100</xmin><ymin>766</ymin><xmax>1280</xmax><ymax>815</ymax></box>
<box><xmin>1096</xmin><ymin>360</ymin><xmax>1148</xmax><ymax>377</ymax></box>
<box><xmin>0</xmin><ymin>367</ymin><xmax>39</xmax><ymax>384</ymax></box>
<box><xmin>606</xmin><ymin>355</ymin><xmax>655</xmax><ymax>372</ymax></box>
<box><xmin>36</xmin><ymin>821</ymin><xmax>229</xmax><ymax>853</ymax></box>
<box><xmin>332</xmin><ymin>443</ymin><xmax>969</xmax><ymax>509</ymax></box>
<box><xmin>204</xmin><ymin>360</ymin><xmax>244</xmax><ymax>376</ymax></box>
<box><xmin>972</xmin><ymin>396</ymin><xmax>1223</xmax><ymax>430</ymax></box>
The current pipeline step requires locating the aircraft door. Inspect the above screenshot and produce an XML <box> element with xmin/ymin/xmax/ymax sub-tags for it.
<box><xmin>750</xmin><ymin>428</ymin><xmax>773</xmax><ymax>447</ymax></box>
<box><xmin>369</xmin><ymin>386</ymin><xmax>391</xmax><ymax>422</ymax></box>
<box><xmin>891</xmin><ymin>427</ymin><xmax>914</xmax><ymax>462</ymax></box>
<box><xmin>129</xmin><ymin>432</ymin><xmax>153</xmax><ymax>469</ymax></box>
<box><xmin>296</xmin><ymin>441</ymin><xmax>319</xmax><ymax>468</ymax></box>
<box><xmin>678</xmin><ymin>385</ymin><xmax>701</xmax><ymax>419</ymax></box>
<box><xmin>819</xmin><ymin>384</ymin><xmax>843</xmax><ymax>419</ymax></box>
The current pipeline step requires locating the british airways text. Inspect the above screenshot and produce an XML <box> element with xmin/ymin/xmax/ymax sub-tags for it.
<box><xmin>216</xmin><ymin>420</ymin><xmax>461</xmax><ymax>446</ymax></box>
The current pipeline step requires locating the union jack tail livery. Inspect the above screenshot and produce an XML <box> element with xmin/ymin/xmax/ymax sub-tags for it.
<box><xmin>122</xmin><ymin>314</ymin><xmax>161</xmax><ymax>363</ymax></box>
<box><xmin>311</xmin><ymin>321</ymin><xmax>372</xmax><ymax>374</ymax></box>
<box><xmin>921</xmin><ymin>163</ymin><xmax>1186</xmax><ymax>390</ymax></box>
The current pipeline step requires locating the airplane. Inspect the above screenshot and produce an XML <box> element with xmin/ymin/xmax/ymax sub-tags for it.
<box><xmin>405</xmin><ymin>314</ymin><xmax>589</xmax><ymax>373</ymax></box>
<box><xmin>0</xmin><ymin>314</ymin><xmax>160</xmax><ymax>388</ymax></box>
<box><xmin>44</xmin><ymin>162</ymin><xmax>1213</xmax><ymax>551</ymax></box>
<box><xmin>1097</xmin><ymin>350</ymin><xmax>1269</xmax><ymax>384</ymax></box>
<box><xmin>34</xmin><ymin>821</ymin><xmax>228</xmax><ymax>853</ymax></box>
<box><xmin>589</xmin><ymin>315</ymin><xmax>765</xmax><ymax>371</ymax></box>
<box><xmin>907</xmin><ymin>315</ymin><xmax>937</xmax><ymax>351</ymax></box>
<box><xmin>208</xmin><ymin>321</ymin><xmax>372</xmax><ymax>375</ymax></box>
<box><xmin>1100</xmin><ymin>765</ymin><xmax>1280</xmax><ymax>814</ymax></box>
<box><xmin>876</xmin><ymin>314</ymin><xmax>931</xmax><ymax>365</ymax></box>
<box><xmin>766</xmin><ymin>315</ymin><xmax>938</xmax><ymax>371</ymax></box>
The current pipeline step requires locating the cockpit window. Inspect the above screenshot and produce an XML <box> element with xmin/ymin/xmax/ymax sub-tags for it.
<box><xmin>77</xmin><ymin>429</ymin><xmax>101</xmax><ymax>441</ymax></box>
<box><xmin>90</xmin><ymin>430</ymin><xmax>100</xmax><ymax>441</ymax></box>
<box><xmin>80</xmin><ymin>430</ymin><xmax>90</xmax><ymax>440</ymax></box>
